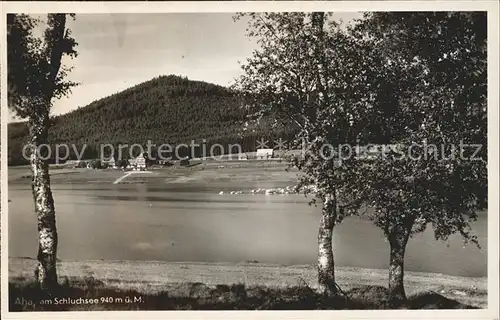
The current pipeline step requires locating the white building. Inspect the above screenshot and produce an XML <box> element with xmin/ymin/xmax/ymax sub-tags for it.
<box><xmin>137</xmin><ymin>154</ymin><xmax>147</xmax><ymax>170</ymax></box>
<box><xmin>106</xmin><ymin>158</ymin><xmax>117</xmax><ymax>169</ymax></box>
<box><xmin>256</xmin><ymin>149</ymin><xmax>274</xmax><ymax>160</ymax></box>
<box><xmin>131</xmin><ymin>153</ymin><xmax>147</xmax><ymax>170</ymax></box>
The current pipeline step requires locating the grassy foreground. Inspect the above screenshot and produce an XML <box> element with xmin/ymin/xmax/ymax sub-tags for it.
<box><xmin>9</xmin><ymin>257</ymin><xmax>486</xmax><ymax>311</ymax></box>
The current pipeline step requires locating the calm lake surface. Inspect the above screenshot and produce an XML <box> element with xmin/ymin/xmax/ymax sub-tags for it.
<box><xmin>8</xmin><ymin>181</ymin><xmax>487</xmax><ymax>277</ymax></box>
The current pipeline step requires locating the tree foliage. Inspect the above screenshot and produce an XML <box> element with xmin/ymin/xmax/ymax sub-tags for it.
<box><xmin>7</xmin><ymin>14</ymin><xmax>78</xmax><ymax>118</ymax></box>
<box><xmin>236</xmin><ymin>11</ymin><xmax>487</xmax><ymax>303</ymax></box>
<box><xmin>234</xmin><ymin>12</ymin><xmax>385</xmax><ymax>295</ymax></box>
<box><xmin>235</xmin><ymin>12</ymin><xmax>390</xmax><ymax>220</ymax></box>
<box><xmin>344</xmin><ymin>12</ymin><xmax>487</xmax><ymax>303</ymax></box>
<box><xmin>352</xmin><ymin>12</ymin><xmax>487</xmax><ymax>247</ymax></box>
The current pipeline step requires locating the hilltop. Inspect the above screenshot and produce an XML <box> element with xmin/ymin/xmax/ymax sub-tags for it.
<box><xmin>7</xmin><ymin>75</ymin><xmax>295</xmax><ymax>165</ymax></box>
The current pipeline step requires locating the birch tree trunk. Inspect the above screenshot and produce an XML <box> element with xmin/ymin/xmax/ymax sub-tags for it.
<box><xmin>317</xmin><ymin>195</ymin><xmax>336</xmax><ymax>296</ymax></box>
<box><xmin>310</xmin><ymin>12</ymin><xmax>330</xmax><ymax>109</ymax></box>
<box><xmin>29</xmin><ymin>106</ymin><xmax>59</xmax><ymax>291</ymax></box>
<box><xmin>387</xmin><ymin>223</ymin><xmax>412</xmax><ymax>305</ymax></box>
<box><xmin>310</xmin><ymin>12</ymin><xmax>338</xmax><ymax>296</ymax></box>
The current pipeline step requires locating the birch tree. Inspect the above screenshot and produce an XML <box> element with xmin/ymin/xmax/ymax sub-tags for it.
<box><xmin>351</xmin><ymin>12</ymin><xmax>487</xmax><ymax>304</ymax></box>
<box><xmin>235</xmin><ymin>12</ymin><xmax>379</xmax><ymax>296</ymax></box>
<box><xmin>7</xmin><ymin>13</ymin><xmax>78</xmax><ymax>291</ymax></box>
<box><xmin>237</xmin><ymin>12</ymin><xmax>487</xmax><ymax>306</ymax></box>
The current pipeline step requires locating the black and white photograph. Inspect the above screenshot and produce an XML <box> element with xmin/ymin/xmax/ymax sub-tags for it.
<box><xmin>0</xmin><ymin>1</ymin><xmax>498</xmax><ymax>319</ymax></box>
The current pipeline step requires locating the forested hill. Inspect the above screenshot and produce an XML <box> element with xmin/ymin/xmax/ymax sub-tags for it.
<box><xmin>7</xmin><ymin>75</ymin><xmax>294</xmax><ymax>165</ymax></box>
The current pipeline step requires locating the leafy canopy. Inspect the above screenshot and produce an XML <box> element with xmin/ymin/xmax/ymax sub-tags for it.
<box><xmin>350</xmin><ymin>12</ymin><xmax>487</xmax><ymax>244</ymax></box>
<box><xmin>7</xmin><ymin>13</ymin><xmax>78</xmax><ymax>119</ymax></box>
<box><xmin>235</xmin><ymin>12</ymin><xmax>385</xmax><ymax>218</ymax></box>
<box><xmin>236</xmin><ymin>12</ymin><xmax>487</xmax><ymax>245</ymax></box>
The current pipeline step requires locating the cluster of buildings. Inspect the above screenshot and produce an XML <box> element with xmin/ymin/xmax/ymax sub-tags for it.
<box><xmin>63</xmin><ymin>144</ymin><xmax>405</xmax><ymax>172</ymax></box>
<box><xmin>255</xmin><ymin>149</ymin><xmax>274</xmax><ymax>160</ymax></box>
<box><xmin>198</xmin><ymin>149</ymin><xmax>276</xmax><ymax>161</ymax></box>
<box><xmin>105</xmin><ymin>154</ymin><xmax>147</xmax><ymax>170</ymax></box>
<box><xmin>64</xmin><ymin>148</ymin><xmax>283</xmax><ymax>171</ymax></box>
<box><xmin>129</xmin><ymin>154</ymin><xmax>147</xmax><ymax>170</ymax></box>
<box><xmin>65</xmin><ymin>153</ymin><xmax>148</xmax><ymax>171</ymax></box>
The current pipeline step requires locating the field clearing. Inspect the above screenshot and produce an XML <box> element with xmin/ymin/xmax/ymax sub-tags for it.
<box><xmin>8</xmin><ymin>160</ymin><xmax>298</xmax><ymax>186</ymax></box>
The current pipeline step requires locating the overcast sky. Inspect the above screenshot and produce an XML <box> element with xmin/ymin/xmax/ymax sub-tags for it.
<box><xmin>7</xmin><ymin>12</ymin><xmax>362</xmax><ymax>122</ymax></box>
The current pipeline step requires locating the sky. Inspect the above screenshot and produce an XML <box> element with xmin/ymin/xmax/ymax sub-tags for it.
<box><xmin>7</xmin><ymin>12</ymin><xmax>362</xmax><ymax>122</ymax></box>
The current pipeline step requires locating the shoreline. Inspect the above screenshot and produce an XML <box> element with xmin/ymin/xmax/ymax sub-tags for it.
<box><xmin>9</xmin><ymin>257</ymin><xmax>487</xmax><ymax>308</ymax></box>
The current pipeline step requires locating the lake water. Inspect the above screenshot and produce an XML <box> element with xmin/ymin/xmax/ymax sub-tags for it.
<box><xmin>8</xmin><ymin>182</ymin><xmax>487</xmax><ymax>277</ymax></box>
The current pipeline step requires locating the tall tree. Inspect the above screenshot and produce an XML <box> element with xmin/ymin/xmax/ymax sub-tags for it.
<box><xmin>350</xmin><ymin>12</ymin><xmax>487</xmax><ymax>304</ymax></box>
<box><xmin>235</xmin><ymin>12</ymin><xmax>376</xmax><ymax>296</ymax></box>
<box><xmin>7</xmin><ymin>13</ymin><xmax>78</xmax><ymax>291</ymax></box>
<box><xmin>237</xmin><ymin>11</ymin><xmax>487</xmax><ymax>305</ymax></box>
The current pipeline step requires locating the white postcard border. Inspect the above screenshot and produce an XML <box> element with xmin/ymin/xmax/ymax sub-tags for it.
<box><xmin>1</xmin><ymin>1</ymin><xmax>498</xmax><ymax>320</ymax></box>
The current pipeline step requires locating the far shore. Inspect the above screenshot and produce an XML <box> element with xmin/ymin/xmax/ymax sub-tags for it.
<box><xmin>7</xmin><ymin>160</ymin><xmax>297</xmax><ymax>187</ymax></box>
<box><xmin>9</xmin><ymin>257</ymin><xmax>487</xmax><ymax>308</ymax></box>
